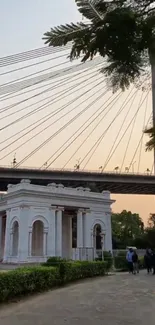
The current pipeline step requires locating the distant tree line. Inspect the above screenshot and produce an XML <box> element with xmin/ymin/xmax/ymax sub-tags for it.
<box><xmin>112</xmin><ymin>210</ymin><xmax>155</xmax><ymax>249</ymax></box>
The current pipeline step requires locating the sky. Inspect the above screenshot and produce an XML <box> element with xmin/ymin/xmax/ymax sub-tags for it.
<box><xmin>0</xmin><ymin>0</ymin><xmax>155</xmax><ymax>223</ymax></box>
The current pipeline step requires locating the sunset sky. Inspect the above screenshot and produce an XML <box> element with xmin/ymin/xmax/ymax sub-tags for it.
<box><xmin>0</xmin><ymin>0</ymin><xmax>155</xmax><ymax>224</ymax></box>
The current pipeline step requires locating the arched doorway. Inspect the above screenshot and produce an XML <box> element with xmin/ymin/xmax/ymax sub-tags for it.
<box><xmin>32</xmin><ymin>220</ymin><xmax>44</xmax><ymax>256</ymax></box>
<box><xmin>93</xmin><ymin>224</ymin><xmax>102</xmax><ymax>250</ymax></box>
<box><xmin>12</xmin><ymin>221</ymin><xmax>19</xmax><ymax>256</ymax></box>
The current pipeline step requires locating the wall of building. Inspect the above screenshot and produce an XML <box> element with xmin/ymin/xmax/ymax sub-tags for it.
<box><xmin>0</xmin><ymin>180</ymin><xmax>114</xmax><ymax>264</ymax></box>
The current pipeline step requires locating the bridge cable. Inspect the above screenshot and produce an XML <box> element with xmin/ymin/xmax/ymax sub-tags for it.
<box><xmin>0</xmin><ymin>74</ymin><xmax>105</xmax><ymax>157</ymax></box>
<box><xmin>0</xmin><ymin>70</ymin><xmax>103</xmax><ymax>132</ymax></box>
<box><xmin>102</xmin><ymin>88</ymin><xmax>137</xmax><ymax>171</ymax></box>
<box><xmin>1</xmin><ymin>78</ymin><xmax>107</xmax><ymax>164</ymax></box>
<box><xmin>42</xmin><ymin>91</ymin><xmax>122</xmax><ymax>169</ymax></box>
<box><xmin>101</xmin><ymin>76</ymin><xmax>151</xmax><ymax>171</ymax></box>
<box><xmin>0</xmin><ymin>57</ymin><xmax>103</xmax><ymax>96</ymax></box>
<box><xmin>0</xmin><ymin>70</ymin><xmax>103</xmax><ymax>146</ymax></box>
<box><xmin>119</xmin><ymin>91</ymin><xmax>144</xmax><ymax>172</ymax></box>
<box><xmin>0</xmin><ymin>53</ymin><xmax>72</xmax><ymax>77</ymax></box>
<box><xmin>102</xmin><ymin>91</ymin><xmax>150</xmax><ymax>172</ymax></box>
<box><xmin>60</xmin><ymin>92</ymin><xmax>123</xmax><ymax>170</ymax></box>
<box><xmin>137</xmin><ymin>91</ymin><xmax>150</xmax><ymax>173</ymax></box>
<box><xmin>0</xmin><ymin>53</ymin><xmax>71</xmax><ymax>88</ymax></box>
<box><xmin>82</xmin><ymin>89</ymin><xmax>150</xmax><ymax>170</ymax></box>
<box><xmin>0</xmin><ymin>45</ymin><xmax>71</xmax><ymax>67</ymax></box>
<box><xmin>0</xmin><ymin>62</ymin><xmax>101</xmax><ymax>103</ymax></box>
<box><xmin>128</xmin><ymin>106</ymin><xmax>152</xmax><ymax>172</ymax></box>
<box><xmin>0</xmin><ymin>64</ymin><xmax>103</xmax><ymax>119</ymax></box>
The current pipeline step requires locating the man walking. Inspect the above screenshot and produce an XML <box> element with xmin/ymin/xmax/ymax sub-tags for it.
<box><xmin>126</xmin><ymin>248</ymin><xmax>133</xmax><ymax>273</ymax></box>
<box><xmin>132</xmin><ymin>250</ymin><xmax>139</xmax><ymax>274</ymax></box>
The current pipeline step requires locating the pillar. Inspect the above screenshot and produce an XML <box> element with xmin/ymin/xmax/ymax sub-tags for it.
<box><xmin>56</xmin><ymin>207</ymin><xmax>63</xmax><ymax>257</ymax></box>
<box><xmin>105</xmin><ymin>213</ymin><xmax>112</xmax><ymax>252</ymax></box>
<box><xmin>47</xmin><ymin>207</ymin><xmax>56</xmax><ymax>257</ymax></box>
<box><xmin>3</xmin><ymin>209</ymin><xmax>11</xmax><ymax>262</ymax></box>
<box><xmin>43</xmin><ymin>229</ymin><xmax>48</xmax><ymax>256</ymax></box>
<box><xmin>83</xmin><ymin>210</ymin><xmax>91</xmax><ymax>248</ymax></box>
<box><xmin>77</xmin><ymin>209</ymin><xmax>83</xmax><ymax>248</ymax></box>
<box><xmin>18</xmin><ymin>205</ymin><xmax>29</xmax><ymax>262</ymax></box>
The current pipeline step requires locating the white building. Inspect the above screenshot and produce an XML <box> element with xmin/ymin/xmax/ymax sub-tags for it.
<box><xmin>0</xmin><ymin>180</ymin><xmax>114</xmax><ymax>264</ymax></box>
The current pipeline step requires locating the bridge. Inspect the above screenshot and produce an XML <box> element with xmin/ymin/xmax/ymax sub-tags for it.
<box><xmin>0</xmin><ymin>166</ymin><xmax>155</xmax><ymax>194</ymax></box>
<box><xmin>0</xmin><ymin>45</ymin><xmax>154</xmax><ymax>186</ymax></box>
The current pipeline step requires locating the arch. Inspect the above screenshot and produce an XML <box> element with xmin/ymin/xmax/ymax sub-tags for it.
<box><xmin>31</xmin><ymin>220</ymin><xmax>44</xmax><ymax>256</ymax></box>
<box><xmin>91</xmin><ymin>220</ymin><xmax>106</xmax><ymax>251</ymax></box>
<box><xmin>12</xmin><ymin>220</ymin><xmax>19</xmax><ymax>256</ymax></box>
<box><xmin>10</xmin><ymin>216</ymin><xmax>20</xmax><ymax>229</ymax></box>
<box><xmin>31</xmin><ymin>215</ymin><xmax>49</xmax><ymax>228</ymax></box>
<box><xmin>91</xmin><ymin>219</ymin><xmax>106</xmax><ymax>232</ymax></box>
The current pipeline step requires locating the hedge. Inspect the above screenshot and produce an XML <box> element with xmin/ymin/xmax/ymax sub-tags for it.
<box><xmin>114</xmin><ymin>256</ymin><xmax>144</xmax><ymax>271</ymax></box>
<box><xmin>0</xmin><ymin>260</ymin><xmax>109</xmax><ymax>303</ymax></box>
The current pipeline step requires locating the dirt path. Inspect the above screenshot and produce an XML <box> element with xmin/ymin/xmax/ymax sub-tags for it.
<box><xmin>0</xmin><ymin>271</ymin><xmax>155</xmax><ymax>325</ymax></box>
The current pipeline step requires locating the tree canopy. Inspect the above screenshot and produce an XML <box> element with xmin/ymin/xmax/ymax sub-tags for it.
<box><xmin>112</xmin><ymin>210</ymin><xmax>144</xmax><ymax>248</ymax></box>
<box><xmin>43</xmin><ymin>0</ymin><xmax>155</xmax><ymax>91</ymax></box>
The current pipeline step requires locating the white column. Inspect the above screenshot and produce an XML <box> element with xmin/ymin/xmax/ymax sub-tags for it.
<box><xmin>28</xmin><ymin>230</ymin><xmax>32</xmax><ymax>257</ymax></box>
<box><xmin>47</xmin><ymin>207</ymin><xmax>56</xmax><ymax>257</ymax></box>
<box><xmin>77</xmin><ymin>210</ymin><xmax>83</xmax><ymax>248</ymax></box>
<box><xmin>56</xmin><ymin>208</ymin><xmax>63</xmax><ymax>257</ymax></box>
<box><xmin>18</xmin><ymin>206</ymin><xmax>30</xmax><ymax>262</ymax></box>
<box><xmin>3</xmin><ymin>209</ymin><xmax>11</xmax><ymax>262</ymax></box>
<box><xmin>83</xmin><ymin>210</ymin><xmax>92</xmax><ymax>248</ymax></box>
<box><xmin>43</xmin><ymin>231</ymin><xmax>47</xmax><ymax>256</ymax></box>
<box><xmin>105</xmin><ymin>213</ymin><xmax>112</xmax><ymax>252</ymax></box>
<box><xmin>68</xmin><ymin>216</ymin><xmax>73</xmax><ymax>259</ymax></box>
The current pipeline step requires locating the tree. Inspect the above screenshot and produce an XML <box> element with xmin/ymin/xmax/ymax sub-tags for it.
<box><xmin>144</xmin><ymin>126</ymin><xmax>155</xmax><ymax>151</ymax></box>
<box><xmin>147</xmin><ymin>212</ymin><xmax>155</xmax><ymax>227</ymax></box>
<box><xmin>43</xmin><ymin>0</ymin><xmax>155</xmax><ymax>92</ymax></box>
<box><xmin>112</xmin><ymin>210</ymin><xmax>144</xmax><ymax>248</ymax></box>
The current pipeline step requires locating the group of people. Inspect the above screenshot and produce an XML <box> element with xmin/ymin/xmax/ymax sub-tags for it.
<box><xmin>126</xmin><ymin>248</ymin><xmax>155</xmax><ymax>275</ymax></box>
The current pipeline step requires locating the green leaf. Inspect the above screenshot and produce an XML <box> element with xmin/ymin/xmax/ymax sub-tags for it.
<box><xmin>75</xmin><ymin>0</ymin><xmax>103</xmax><ymax>22</ymax></box>
<box><xmin>43</xmin><ymin>22</ymin><xmax>90</xmax><ymax>46</ymax></box>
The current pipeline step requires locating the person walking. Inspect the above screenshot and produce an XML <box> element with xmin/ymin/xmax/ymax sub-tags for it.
<box><xmin>132</xmin><ymin>250</ymin><xmax>139</xmax><ymax>274</ymax></box>
<box><xmin>151</xmin><ymin>250</ymin><xmax>155</xmax><ymax>275</ymax></box>
<box><xmin>126</xmin><ymin>248</ymin><xmax>133</xmax><ymax>273</ymax></box>
<box><xmin>144</xmin><ymin>249</ymin><xmax>152</xmax><ymax>274</ymax></box>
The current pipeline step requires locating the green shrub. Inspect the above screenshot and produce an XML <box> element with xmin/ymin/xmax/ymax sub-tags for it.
<box><xmin>117</xmin><ymin>250</ymin><xmax>127</xmax><ymax>257</ymax></box>
<box><xmin>95</xmin><ymin>251</ymin><xmax>113</xmax><ymax>270</ymax></box>
<box><xmin>0</xmin><ymin>267</ymin><xmax>58</xmax><ymax>303</ymax></box>
<box><xmin>42</xmin><ymin>256</ymin><xmax>68</xmax><ymax>267</ymax></box>
<box><xmin>103</xmin><ymin>251</ymin><xmax>113</xmax><ymax>269</ymax></box>
<box><xmin>114</xmin><ymin>255</ymin><xmax>145</xmax><ymax>271</ymax></box>
<box><xmin>0</xmin><ymin>261</ymin><xmax>109</xmax><ymax>303</ymax></box>
<box><xmin>114</xmin><ymin>256</ymin><xmax>128</xmax><ymax>271</ymax></box>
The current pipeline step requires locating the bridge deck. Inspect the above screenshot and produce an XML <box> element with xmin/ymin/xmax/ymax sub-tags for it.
<box><xmin>0</xmin><ymin>167</ymin><xmax>155</xmax><ymax>194</ymax></box>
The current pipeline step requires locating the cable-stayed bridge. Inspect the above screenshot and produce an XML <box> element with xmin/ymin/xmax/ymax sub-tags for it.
<box><xmin>0</xmin><ymin>166</ymin><xmax>155</xmax><ymax>194</ymax></box>
<box><xmin>0</xmin><ymin>44</ymin><xmax>154</xmax><ymax>193</ymax></box>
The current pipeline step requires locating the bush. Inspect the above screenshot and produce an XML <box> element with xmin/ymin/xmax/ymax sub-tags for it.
<box><xmin>95</xmin><ymin>251</ymin><xmax>113</xmax><ymax>270</ymax></box>
<box><xmin>114</xmin><ymin>256</ymin><xmax>128</xmax><ymax>271</ymax></box>
<box><xmin>42</xmin><ymin>256</ymin><xmax>68</xmax><ymax>267</ymax></box>
<box><xmin>0</xmin><ymin>261</ymin><xmax>109</xmax><ymax>303</ymax></box>
<box><xmin>114</xmin><ymin>255</ymin><xmax>145</xmax><ymax>271</ymax></box>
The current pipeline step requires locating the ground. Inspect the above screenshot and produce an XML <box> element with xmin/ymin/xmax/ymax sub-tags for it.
<box><xmin>0</xmin><ymin>271</ymin><xmax>155</xmax><ymax>324</ymax></box>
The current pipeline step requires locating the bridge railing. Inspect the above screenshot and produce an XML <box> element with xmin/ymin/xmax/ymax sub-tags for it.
<box><xmin>0</xmin><ymin>164</ymin><xmax>154</xmax><ymax>177</ymax></box>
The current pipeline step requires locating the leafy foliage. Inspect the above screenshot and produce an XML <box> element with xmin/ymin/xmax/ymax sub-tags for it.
<box><xmin>144</xmin><ymin>126</ymin><xmax>155</xmax><ymax>151</ymax></box>
<box><xmin>112</xmin><ymin>210</ymin><xmax>144</xmax><ymax>248</ymax></box>
<box><xmin>0</xmin><ymin>261</ymin><xmax>109</xmax><ymax>303</ymax></box>
<box><xmin>43</xmin><ymin>0</ymin><xmax>154</xmax><ymax>90</ymax></box>
<box><xmin>114</xmin><ymin>255</ymin><xmax>144</xmax><ymax>271</ymax></box>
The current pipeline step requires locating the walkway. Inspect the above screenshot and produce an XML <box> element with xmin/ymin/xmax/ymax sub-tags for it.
<box><xmin>0</xmin><ymin>271</ymin><xmax>155</xmax><ymax>324</ymax></box>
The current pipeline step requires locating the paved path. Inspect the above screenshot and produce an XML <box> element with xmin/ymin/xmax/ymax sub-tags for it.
<box><xmin>0</xmin><ymin>271</ymin><xmax>155</xmax><ymax>325</ymax></box>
